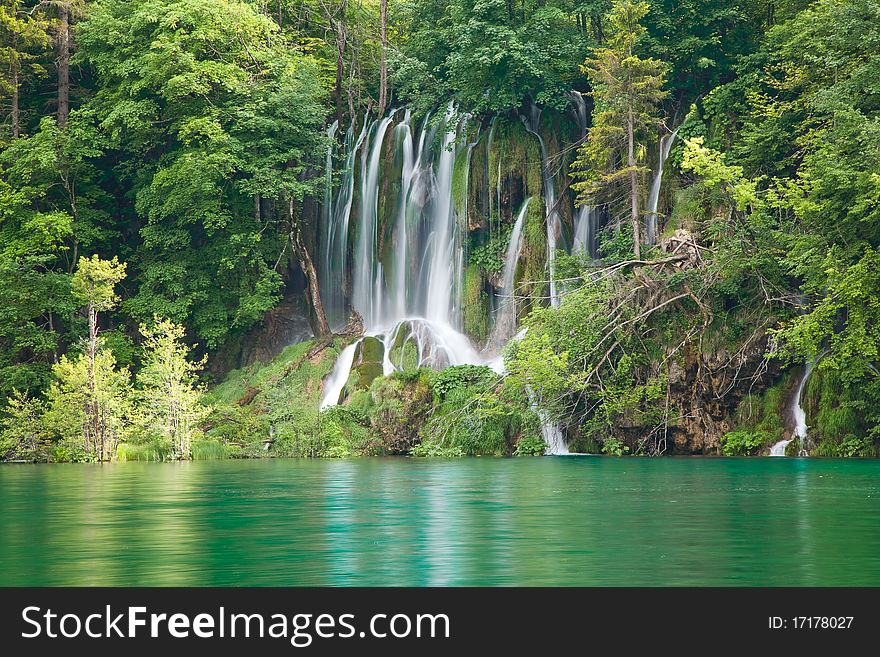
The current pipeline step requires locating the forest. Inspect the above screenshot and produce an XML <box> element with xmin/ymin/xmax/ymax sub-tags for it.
<box><xmin>1</xmin><ymin>0</ymin><xmax>878</xmax><ymax>461</ymax></box>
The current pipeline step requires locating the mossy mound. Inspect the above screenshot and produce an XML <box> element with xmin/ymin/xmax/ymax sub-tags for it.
<box><xmin>205</xmin><ymin>339</ymin><xmax>346</xmax><ymax>457</ymax></box>
<box><xmin>346</xmin><ymin>336</ymin><xmax>385</xmax><ymax>392</ymax></box>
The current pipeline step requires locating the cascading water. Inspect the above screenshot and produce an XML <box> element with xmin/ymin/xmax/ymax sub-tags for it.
<box><xmin>522</xmin><ymin>102</ymin><xmax>574</xmax><ymax>451</ymax></box>
<box><xmin>320</xmin><ymin>117</ymin><xmax>369</xmax><ymax>328</ymax></box>
<box><xmin>319</xmin><ymin>105</ymin><xmax>576</xmax><ymax>456</ymax></box>
<box><xmin>522</xmin><ymin>103</ymin><xmax>562</xmax><ymax>309</ymax></box>
<box><xmin>319</xmin><ymin>342</ymin><xmax>358</xmax><ymax>410</ymax></box>
<box><xmin>573</xmin><ymin>205</ymin><xmax>599</xmax><ymax>257</ymax></box>
<box><xmin>320</xmin><ymin>105</ymin><xmax>488</xmax><ymax>410</ymax></box>
<box><xmin>770</xmin><ymin>361</ymin><xmax>814</xmax><ymax>456</ymax></box>
<box><xmin>353</xmin><ymin>114</ymin><xmax>395</xmax><ymax>328</ymax></box>
<box><xmin>569</xmin><ymin>91</ymin><xmax>600</xmax><ymax>258</ymax></box>
<box><xmin>645</xmin><ymin>127</ymin><xmax>681</xmax><ymax>246</ymax></box>
<box><xmin>390</xmin><ymin>110</ymin><xmax>415</xmax><ymax>320</ymax></box>
<box><xmin>541</xmin><ymin>420</ymin><xmax>569</xmax><ymax>455</ymax></box>
<box><xmin>488</xmin><ymin>197</ymin><xmax>532</xmax><ymax>350</ymax></box>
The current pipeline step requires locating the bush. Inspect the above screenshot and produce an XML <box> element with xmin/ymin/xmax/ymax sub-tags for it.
<box><xmin>602</xmin><ymin>437</ymin><xmax>630</xmax><ymax>456</ymax></box>
<box><xmin>192</xmin><ymin>438</ymin><xmax>232</xmax><ymax>460</ymax></box>
<box><xmin>411</xmin><ymin>442</ymin><xmax>465</xmax><ymax>458</ymax></box>
<box><xmin>814</xmin><ymin>434</ymin><xmax>876</xmax><ymax>458</ymax></box>
<box><xmin>432</xmin><ymin>365</ymin><xmax>495</xmax><ymax>398</ymax></box>
<box><xmin>720</xmin><ymin>430</ymin><xmax>773</xmax><ymax>456</ymax></box>
<box><xmin>514</xmin><ymin>434</ymin><xmax>546</xmax><ymax>456</ymax></box>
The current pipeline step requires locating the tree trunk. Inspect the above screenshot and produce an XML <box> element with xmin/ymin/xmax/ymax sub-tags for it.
<box><xmin>87</xmin><ymin>303</ymin><xmax>100</xmax><ymax>457</ymax></box>
<box><xmin>378</xmin><ymin>0</ymin><xmax>388</xmax><ymax>116</ymax></box>
<box><xmin>289</xmin><ymin>199</ymin><xmax>331</xmax><ymax>337</ymax></box>
<box><xmin>11</xmin><ymin>54</ymin><xmax>20</xmax><ymax>139</ymax></box>
<box><xmin>627</xmin><ymin>105</ymin><xmax>641</xmax><ymax>259</ymax></box>
<box><xmin>57</xmin><ymin>3</ymin><xmax>70</xmax><ymax>129</ymax></box>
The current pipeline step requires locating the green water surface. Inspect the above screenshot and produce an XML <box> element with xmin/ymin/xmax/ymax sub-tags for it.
<box><xmin>1</xmin><ymin>457</ymin><xmax>879</xmax><ymax>586</ymax></box>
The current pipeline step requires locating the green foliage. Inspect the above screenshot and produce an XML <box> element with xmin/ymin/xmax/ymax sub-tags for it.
<box><xmin>514</xmin><ymin>434</ymin><xmax>546</xmax><ymax>456</ymax></box>
<box><xmin>72</xmin><ymin>255</ymin><xmax>127</xmax><ymax>313</ymax></box>
<box><xmin>641</xmin><ymin>0</ymin><xmax>767</xmax><ymax>108</ymax></box>
<box><xmin>470</xmin><ymin>228</ymin><xmax>509</xmax><ymax>276</ymax></box>
<box><xmin>76</xmin><ymin>0</ymin><xmax>327</xmax><ymax>349</ymax></box>
<box><xmin>132</xmin><ymin>319</ymin><xmax>211</xmax><ymax>459</ymax></box>
<box><xmin>421</xmin><ymin>365</ymin><xmax>529</xmax><ymax>456</ymax></box>
<box><xmin>411</xmin><ymin>441</ymin><xmax>465</xmax><ymax>458</ymax></box>
<box><xmin>813</xmin><ymin>435</ymin><xmax>876</xmax><ymax>458</ymax></box>
<box><xmin>4</xmin><ymin>0</ymin><xmax>880</xmax><ymax>463</ymax></box>
<box><xmin>432</xmin><ymin>365</ymin><xmax>495</xmax><ymax>397</ymax></box>
<box><xmin>602</xmin><ymin>437</ymin><xmax>630</xmax><ymax>456</ymax></box>
<box><xmin>462</xmin><ymin>263</ymin><xmax>490</xmax><ymax>343</ymax></box>
<box><xmin>44</xmin><ymin>347</ymin><xmax>132</xmax><ymax>457</ymax></box>
<box><xmin>117</xmin><ymin>431</ymin><xmax>173</xmax><ymax>462</ymax></box>
<box><xmin>395</xmin><ymin>0</ymin><xmax>595</xmax><ymax>113</ymax></box>
<box><xmin>572</xmin><ymin>0</ymin><xmax>668</xmax><ymax>212</ymax></box>
<box><xmin>720</xmin><ymin>430</ymin><xmax>774</xmax><ymax>456</ymax></box>
<box><xmin>505</xmin><ymin>277</ymin><xmax>666</xmax><ymax>450</ymax></box>
<box><xmin>205</xmin><ymin>339</ymin><xmax>348</xmax><ymax>457</ymax></box>
<box><xmin>729</xmin><ymin>373</ymin><xmax>793</xmax><ymax>451</ymax></box>
<box><xmin>0</xmin><ymin>390</ymin><xmax>48</xmax><ymax>461</ymax></box>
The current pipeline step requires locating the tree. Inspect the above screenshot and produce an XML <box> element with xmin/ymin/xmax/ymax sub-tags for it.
<box><xmin>0</xmin><ymin>1</ymin><xmax>51</xmax><ymax>139</ymax></box>
<box><xmin>55</xmin><ymin>1</ymin><xmax>69</xmax><ymax>128</ymax></box>
<box><xmin>46</xmin><ymin>346</ymin><xmax>131</xmax><ymax>460</ymax></box>
<box><xmin>77</xmin><ymin>0</ymin><xmax>328</xmax><ymax>349</ymax></box>
<box><xmin>70</xmin><ymin>254</ymin><xmax>127</xmax><ymax>459</ymax></box>
<box><xmin>395</xmin><ymin>0</ymin><xmax>594</xmax><ymax>113</ymax></box>
<box><xmin>571</xmin><ymin>0</ymin><xmax>667</xmax><ymax>258</ymax></box>
<box><xmin>133</xmin><ymin>319</ymin><xmax>210</xmax><ymax>459</ymax></box>
<box><xmin>0</xmin><ymin>389</ymin><xmax>48</xmax><ymax>460</ymax></box>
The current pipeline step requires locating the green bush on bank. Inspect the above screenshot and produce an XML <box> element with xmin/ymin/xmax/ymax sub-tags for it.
<box><xmin>720</xmin><ymin>430</ymin><xmax>775</xmax><ymax>456</ymax></box>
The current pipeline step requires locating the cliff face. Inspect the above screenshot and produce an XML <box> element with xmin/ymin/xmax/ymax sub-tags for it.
<box><xmin>665</xmin><ymin>340</ymin><xmax>779</xmax><ymax>454</ymax></box>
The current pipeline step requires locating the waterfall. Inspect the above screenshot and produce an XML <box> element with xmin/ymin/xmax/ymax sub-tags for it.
<box><xmin>573</xmin><ymin>205</ymin><xmax>599</xmax><ymax>257</ymax></box>
<box><xmin>645</xmin><ymin>127</ymin><xmax>681</xmax><ymax>246</ymax></box>
<box><xmin>770</xmin><ymin>361</ymin><xmax>814</xmax><ymax>457</ymax></box>
<box><xmin>390</xmin><ymin>110</ymin><xmax>415</xmax><ymax>321</ymax></box>
<box><xmin>320</xmin><ymin>105</ymin><xmax>489</xmax><ymax>410</ymax></box>
<box><xmin>318</xmin><ymin>120</ymin><xmax>338</xmax><ymax>323</ymax></box>
<box><xmin>569</xmin><ymin>91</ymin><xmax>600</xmax><ymax>258</ymax></box>
<box><xmin>522</xmin><ymin>103</ymin><xmax>562</xmax><ymax>309</ymax></box>
<box><xmin>317</xmin><ymin>105</ymin><xmax>577</xmax><ymax>456</ymax></box>
<box><xmin>319</xmin><ymin>342</ymin><xmax>358</xmax><ymax>410</ymax></box>
<box><xmin>424</xmin><ymin>105</ymin><xmax>460</xmax><ymax>325</ymax></box>
<box><xmin>320</xmin><ymin>117</ymin><xmax>369</xmax><ymax>328</ymax></box>
<box><xmin>488</xmin><ymin>197</ymin><xmax>532</xmax><ymax>349</ymax></box>
<box><xmin>541</xmin><ymin>418</ymin><xmax>569</xmax><ymax>455</ymax></box>
<box><xmin>353</xmin><ymin>115</ymin><xmax>395</xmax><ymax>328</ymax></box>
<box><xmin>792</xmin><ymin>361</ymin><xmax>814</xmax><ymax>447</ymax></box>
<box><xmin>486</xmin><ymin>116</ymin><xmax>498</xmax><ymax>238</ymax></box>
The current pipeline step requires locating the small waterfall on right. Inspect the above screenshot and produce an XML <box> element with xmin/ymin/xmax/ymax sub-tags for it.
<box><xmin>488</xmin><ymin>197</ymin><xmax>532</xmax><ymax>350</ymax></box>
<box><xmin>541</xmin><ymin>416</ymin><xmax>569</xmax><ymax>455</ymax></box>
<box><xmin>569</xmin><ymin>91</ymin><xmax>600</xmax><ymax>258</ymax></box>
<box><xmin>645</xmin><ymin>127</ymin><xmax>681</xmax><ymax>246</ymax></box>
<box><xmin>521</xmin><ymin>103</ymin><xmax>562</xmax><ymax>309</ymax></box>
<box><xmin>770</xmin><ymin>361</ymin><xmax>814</xmax><ymax>456</ymax></box>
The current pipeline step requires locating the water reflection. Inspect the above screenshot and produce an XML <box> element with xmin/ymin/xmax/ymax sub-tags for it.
<box><xmin>1</xmin><ymin>457</ymin><xmax>879</xmax><ymax>586</ymax></box>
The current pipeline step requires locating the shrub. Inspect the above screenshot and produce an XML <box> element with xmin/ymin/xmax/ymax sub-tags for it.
<box><xmin>412</xmin><ymin>442</ymin><xmax>465</xmax><ymax>458</ymax></box>
<box><xmin>720</xmin><ymin>430</ymin><xmax>773</xmax><ymax>456</ymax></box>
<box><xmin>514</xmin><ymin>434</ymin><xmax>546</xmax><ymax>456</ymax></box>
<box><xmin>602</xmin><ymin>437</ymin><xmax>630</xmax><ymax>456</ymax></box>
